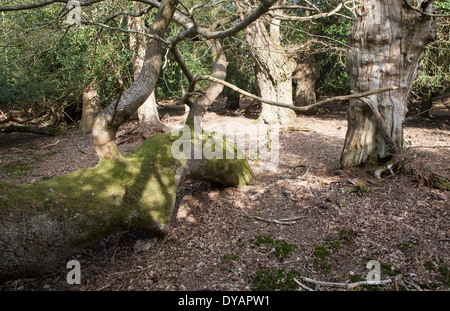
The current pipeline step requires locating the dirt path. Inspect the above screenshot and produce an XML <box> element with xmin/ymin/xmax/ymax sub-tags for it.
<box><xmin>0</xmin><ymin>102</ymin><xmax>449</xmax><ymax>291</ymax></box>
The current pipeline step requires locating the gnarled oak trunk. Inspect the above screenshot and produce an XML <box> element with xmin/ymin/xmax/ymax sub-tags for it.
<box><xmin>341</xmin><ymin>0</ymin><xmax>436</xmax><ymax>167</ymax></box>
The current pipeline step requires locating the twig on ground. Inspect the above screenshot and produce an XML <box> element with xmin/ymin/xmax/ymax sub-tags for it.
<box><xmin>249</xmin><ymin>180</ymin><xmax>284</xmax><ymax>201</ymax></box>
<box><xmin>298</xmin><ymin>276</ymin><xmax>392</xmax><ymax>290</ymax></box>
<box><xmin>293</xmin><ymin>278</ymin><xmax>314</xmax><ymax>291</ymax></box>
<box><xmin>239</xmin><ymin>207</ymin><xmax>305</xmax><ymax>225</ymax></box>
<box><xmin>42</xmin><ymin>140</ymin><xmax>61</xmax><ymax>149</ymax></box>
<box><xmin>155</xmin><ymin>224</ymin><xmax>174</xmax><ymax>257</ymax></box>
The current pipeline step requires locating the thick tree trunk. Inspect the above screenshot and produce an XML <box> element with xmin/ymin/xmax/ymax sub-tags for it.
<box><xmin>293</xmin><ymin>48</ymin><xmax>316</xmax><ymax>108</ymax></box>
<box><xmin>340</xmin><ymin>0</ymin><xmax>436</xmax><ymax>168</ymax></box>
<box><xmin>128</xmin><ymin>13</ymin><xmax>168</xmax><ymax>137</ymax></box>
<box><xmin>237</xmin><ymin>0</ymin><xmax>297</xmax><ymax>125</ymax></box>
<box><xmin>420</xmin><ymin>88</ymin><xmax>433</xmax><ymax>118</ymax></box>
<box><xmin>92</xmin><ymin>0</ymin><xmax>177</xmax><ymax>159</ymax></box>
<box><xmin>0</xmin><ymin>129</ymin><xmax>252</xmax><ymax>282</ymax></box>
<box><xmin>79</xmin><ymin>81</ymin><xmax>101</xmax><ymax>134</ymax></box>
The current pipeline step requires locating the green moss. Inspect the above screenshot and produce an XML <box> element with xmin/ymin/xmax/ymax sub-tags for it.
<box><xmin>433</xmin><ymin>177</ymin><xmax>450</xmax><ymax>191</ymax></box>
<box><xmin>249</xmin><ymin>269</ymin><xmax>302</xmax><ymax>291</ymax></box>
<box><xmin>380</xmin><ymin>262</ymin><xmax>399</xmax><ymax>277</ymax></box>
<box><xmin>1</xmin><ymin>129</ymin><xmax>254</xmax><ymax>249</ymax></box>
<box><xmin>338</xmin><ymin>228</ymin><xmax>358</xmax><ymax>245</ymax></box>
<box><xmin>397</xmin><ymin>240</ymin><xmax>419</xmax><ymax>253</ymax></box>
<box><xmin>250</xmin><ymin>235</ymin><xmax>297</xmax><ymax>262</ymax></box>
<box><xmin>438</xmin><ymin>266</ymin><xmax>450</xmax><ymax>286</ymax></box>
<box><xmin>425</xmin><ymin>261</ymin><xmax>435</xmax><ymax>271</ymax></box>
<box><xmin>349</xmin><ymin>184</ymin><xmax>373</xmax><ymax>194</ymax></box>
<box><xmin>312</xmin><ymin>238</ymin><xmax>343</xmax><ymax>275</ymax></box>
<box><xmin>0</xmin><ymin>132</ymin><xmax>184</xmax><ymax>247</ymax></box>
<box><xmin>313</xmin><ymin>245</ymin><xmax>331</xmax><ymax>261</ymax></box>
<box><xmin>203</xmin><ymin>132</ymin><xmax>252</xmax><ymax>187</ymax></box>
<box><xmin>222</xmin><ymin>253</ymin><xmax>240</xmax><ymax>263</ymax></box>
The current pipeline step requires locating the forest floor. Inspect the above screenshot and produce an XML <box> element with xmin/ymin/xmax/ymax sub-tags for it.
<box><xmin>0</xmin><ymin>98</ymin><xmax>449</xmax><ymax>291</ymax></box>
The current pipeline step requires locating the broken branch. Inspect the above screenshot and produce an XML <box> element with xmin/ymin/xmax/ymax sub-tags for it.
<box><xmin>298</xmin><ymin>276</ymin><xmax>392</xmax><ymax>290</ymax></box>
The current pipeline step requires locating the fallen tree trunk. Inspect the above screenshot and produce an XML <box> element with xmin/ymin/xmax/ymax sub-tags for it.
<box><xmin>0</xmin><ymin>125</ymin><xmax>66</xmax><ymax>136</ymax></box>
<box><xmin>0</xmin><ymin>128</ymin><xmax>252</xmax><ymax>282</ymax></box>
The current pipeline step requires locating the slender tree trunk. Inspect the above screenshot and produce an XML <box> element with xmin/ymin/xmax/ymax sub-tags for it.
<box><xmin>340</xmin><ymin>0</ymin><xmax>436</xmax><ymax>167</ymax></box>
<box><xmin>237</xmin><ymin>0</ymin><xmax>297</xmax><ymax>125</ymax></box>
<box><xmin>92</xmin><ymin>0</ymin><xmax>178</xmax><ymax>159</ymax></box>
<box><xmin>186</xmin><ymin>39</ymin><xmax>228</xmax><ymax>125</ymax></box>
<box><xmin>79</xmin><ymin>81</ymin><xmax>101</xmax><ymax>134</ymax></box>
<box><xmin>128</xmin><ymin>13</ymin><xmax>168</xmax><ymax>137</ymax></box>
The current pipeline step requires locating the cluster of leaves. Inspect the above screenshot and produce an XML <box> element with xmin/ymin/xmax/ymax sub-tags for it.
<box><xmin>412</xmin><ymin>0</ymin><xmax>450</xmax><ymax>97</ymax></box>
<box><xmin>0</xmin><ymin>1</ymin><xmax>134</xmax><ymax>118</ymax></box>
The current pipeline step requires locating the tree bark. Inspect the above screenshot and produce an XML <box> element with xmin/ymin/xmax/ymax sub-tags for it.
<box><xmin>237</xmin><ymin>0</ymin><xmax>297</xmax><ymax>125</ymax></box>
<box><xmin>128</xmin><ymin>13</ymin><xmax>168</xmax><ymax>137</ymax></box>
<box><xmin>293</xmin><ymin>48</ymin><xmax>317</xmax><ymax>108</ymax></box>
<box><xmin>185</xmin><ymin>39</ymin><xmax>228</xmax><ymax>125</ymax></box>
<box><xmin>340</xmin><ymin>0</ymin><xmax>436</xmax><ymax>168</ymax></box>
<box><xmin>79</xmin><ymin>81</ymin><xmax>101</xmax><ymax>134</ymax></box>
<box><xmin>420</xmin><ymin>88</ymin><xmax>433</xmax><ymax>118</ymax></box>
<box><xmin>92</xmin><ymin>0</ymin><xmax>178</xmax><ymax>159</ymax></box>
<box><xmin>0</xmin><ymin>129</ymin><xmax>252</xmax><ymax>282</ymax></box>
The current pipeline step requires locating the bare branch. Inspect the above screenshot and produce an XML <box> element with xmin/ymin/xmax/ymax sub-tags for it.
<box><xmin>404</xmin><ymin>0</ymin><xmax>450</xmax><ymax>18</ymax></box>
<box><xmin>191</xmin><ymin>75</ymin><xmax>398</xmax><ymax>113</ymax></box>
<box><xmin>81</xmin><ymin>20</ymin><xmax>169</xmax><ymax>44</ymax></box>
<box><xmin>354</xmin><ymin>96</ymin><xmax>400</xmax><ymax>154</ymax></box>
<box><xmin>103</xmin><ymin>5</ymin><xmax>156</xmax><ymax>24</ymax></box>
<box><xmin>297</xmin><ymin>276</ymin><xmax>392</xmax><ymax>290</ymax></box>
<box><xmin>269</xmin><ymin>5</ymin><xmax>316</xmax><ymax>11</ymax></box>
<box><xmin>0</xmin><ymin>0</ymin><xmax>104</xmax><ymax>12</ymax></box>
<box><xmin>268</xmin><ymin>2</ymin><xmax>345</xmax><ymax>21</ymax></box>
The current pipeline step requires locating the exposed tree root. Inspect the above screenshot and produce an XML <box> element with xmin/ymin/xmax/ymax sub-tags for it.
<box><xmin>372</xmin><ymin>152</ymin><xmax>449</xmax><ymax>191</ymax></box>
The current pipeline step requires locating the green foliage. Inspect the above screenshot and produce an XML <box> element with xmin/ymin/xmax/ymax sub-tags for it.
<box><xmin>413</xmin><ymin>1</ymin><xmax>450</xmax><ymax>96</ymax></box>
<box><xmin>283</xmin><ymin>0</ymin><xmax>352</xmax><ymax>96</ymax></box>
<box><xmin>0</xmin><ymin>2</ymin><xmax>134</xmax><ymax>119</ymax></box>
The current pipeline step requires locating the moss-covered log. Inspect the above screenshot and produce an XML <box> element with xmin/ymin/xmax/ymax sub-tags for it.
<box><xmin>0</xmin><ymin>128</ymin><xmax>252</xmax><ymax>282</ymax></box>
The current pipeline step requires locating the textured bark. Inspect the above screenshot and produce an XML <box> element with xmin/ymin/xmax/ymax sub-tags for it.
<box><xmin>92</xmin><ymin>0</ymin><xmax>178</xmax><ymax>159</ymax></box>
<box><xmin>79</xmin><ymin>81</ymin><xmax>101</xmax><ymax>134</ymax></box>
<box><xmin>237</xmin><ymin>0</ymin><xmax>296</xmax><ymax>125</ymax></box>
<box><xmin>186</xmin><ymin>39</ymin><xmax>228</xmax><ymax>125</ymax></box>
<box><xmin>340</xmin><ymin>0</ymin><xmax>436</xmax><ymax>168</ymax></box>
<box><xmin>0</xmin><ymin>129</ymin><xmax>252</xmax><ymax>282</ymax></box>
<box><xmin>128</xmin><ymin>14</ymin><xmax>168</xmax><ymax>137</ymax></box>
<box><xmin>293</xmin><ymin>47</ymin><xmax>316</xmax><ymax>108</ymax></box>
<box><xmin>420</xmin><ymin>89</ymin><xmax>433</xmax><ymax>118</ymax></box>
